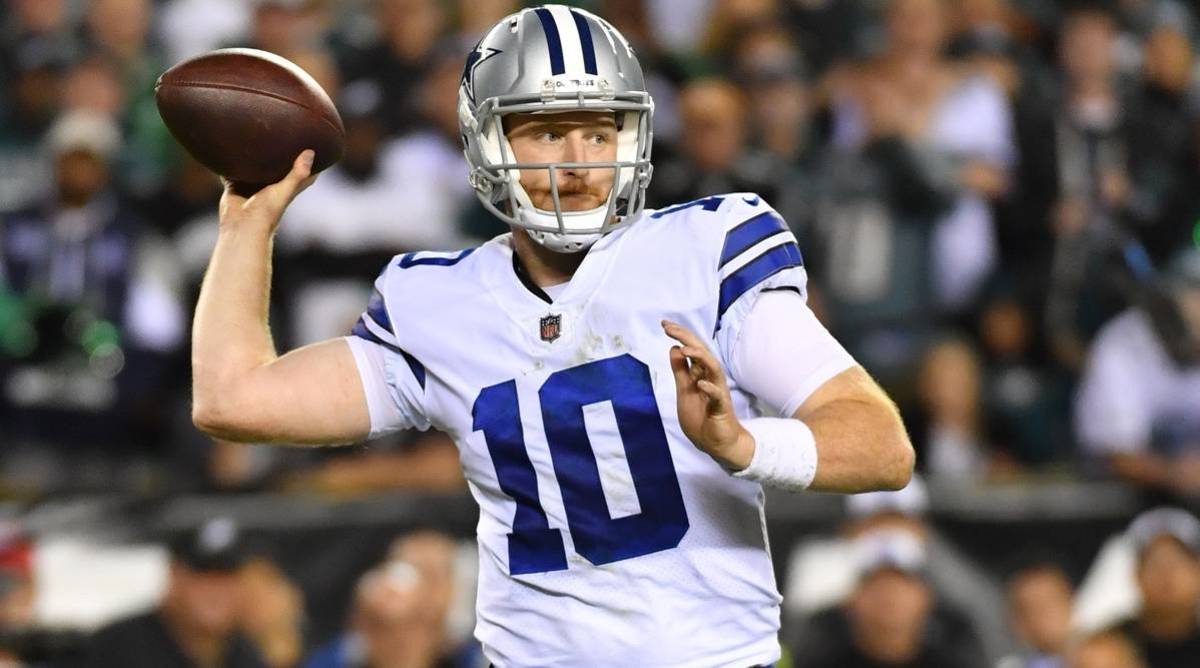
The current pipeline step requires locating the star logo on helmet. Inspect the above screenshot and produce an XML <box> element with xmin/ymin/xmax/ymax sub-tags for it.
<box><xmin>461</xmin><ymin>47</ymin><xmax>503</xmax><ymax>105</ymax></box>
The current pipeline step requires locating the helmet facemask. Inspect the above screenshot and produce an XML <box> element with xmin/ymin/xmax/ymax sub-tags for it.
<box><xmin>461</xmin><ymin>90</ymin><xmax>654</xmax><ymax>253</ymax></box>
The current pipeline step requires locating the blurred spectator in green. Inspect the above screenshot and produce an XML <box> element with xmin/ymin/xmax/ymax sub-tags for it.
<box><xmin>454</xmin><ymin>0</ymin><xmax>517</xmax><ymax>42</ymax></box>
<box><xmin>1000</xmin><ymin>556</ymin><xmax>1075</xmax><ymax>668</ymax></box>
<box><xmin>976</xmin><ymin>280</ymin><xmax>1073</xmax><ymax>467</ymax></box>
<box><xmin>1115</xmin><ymin>507</ymin><xmax>1200</xmax><ymax>667</ymax></box>
<box><xmin>0</xmin><ymin>111</ymin><xmax>184</xmax><ymax>479</ymax></box>
<box><xmin>84</xmin><ymin>517</ymin><xmax>268</xmax><ymax>668</ymax></box>
<box><xmin>84</xmin><ymin>0</ymin><xmax>173</xmax><ymax>197</ymax></box>
<box><xmin>1074</xmin><ymin>249</ymin><xmax>1200</xmax><ymax>499</ymax></box>
<box><xmin>337</xmin><ymin>0</ymin><xmax>448</xmax><ymax>137</ymax></box>
<box><xmin>1128</xmin><ymin>21</ymin><xmax>1199</xmax><ymax>261</ymax></box>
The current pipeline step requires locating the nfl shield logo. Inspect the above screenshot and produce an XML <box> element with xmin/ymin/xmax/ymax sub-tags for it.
<box><xmin>540</xmin><ymin>314</ymin><xmax>562</xmax><ymax>343</ymax></box>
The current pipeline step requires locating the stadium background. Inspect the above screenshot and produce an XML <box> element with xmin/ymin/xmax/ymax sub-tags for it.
<box><xmin>1</xmin><ymin>0</ymin><xmax>1199</xmax><ymax>666</ymax></box>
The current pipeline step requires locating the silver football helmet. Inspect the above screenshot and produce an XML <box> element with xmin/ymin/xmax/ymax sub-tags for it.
<box><xmin>458</xmin><ymin>5</ymin><xmax>654</xmax><ymax>253</ymax></box>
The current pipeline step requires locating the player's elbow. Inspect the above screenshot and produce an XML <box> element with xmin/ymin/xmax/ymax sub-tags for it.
<box><xmin>192</xmin><ymin>393</ymin><xmax>256</xmax><ymax>442</ymax></box>
<box><xmin>877</xmin><ymin>434</ymin><xmax>915</xmax><ymax>491</ymax></box>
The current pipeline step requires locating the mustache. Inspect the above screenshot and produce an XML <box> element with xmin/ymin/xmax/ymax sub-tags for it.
<box><xmin>553</xmin><ymin>172</ymin><xmax>610</xmax><ymax>196</ymax></box>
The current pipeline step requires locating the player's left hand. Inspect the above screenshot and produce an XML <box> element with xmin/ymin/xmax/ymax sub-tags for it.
<box><xmin>663</xmin><ymin>320</ymin><xmax>755</xmax><ymax>471</ymax></box>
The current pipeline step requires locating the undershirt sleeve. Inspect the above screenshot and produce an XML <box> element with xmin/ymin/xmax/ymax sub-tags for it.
<box><xmin>728</xmin><ymin>290</ymin><xmax>858</xmax><ymax>418</ymax></box>
<box><xmin>344</xmin><ymin>335</ymin><xmax>428</xmax><ymax>438</ymax></box>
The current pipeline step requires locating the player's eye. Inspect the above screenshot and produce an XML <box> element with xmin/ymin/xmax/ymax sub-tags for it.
<box><xmin>537</xmin><ymin>131</ymin><xmax>562</xmax><ymax>143</ymax></box>
<box><xmin>588</xmin><ymin>133</ymin><xmax>610</xmax><ymax>145</ymax></box>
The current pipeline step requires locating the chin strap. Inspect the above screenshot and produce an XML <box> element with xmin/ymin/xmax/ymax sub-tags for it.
<box><xmin>518</xmin><ymin>205</ymin><xmax>607</xmax><ymax>253</ymax></box>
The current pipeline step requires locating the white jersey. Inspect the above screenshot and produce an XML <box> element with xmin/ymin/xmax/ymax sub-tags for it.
<box><xmin>349</xmin><ymin>194</ymin><xmax>846</xmax><ymax>667</ymax></box>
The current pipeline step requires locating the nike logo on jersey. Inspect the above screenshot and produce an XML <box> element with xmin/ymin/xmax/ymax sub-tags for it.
<box><xmin>742</xmin><ymin>195</ymin><xmax>761</xmax><ymax>206</ymax></box>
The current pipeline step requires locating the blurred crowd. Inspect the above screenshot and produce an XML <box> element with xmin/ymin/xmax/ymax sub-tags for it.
<box><xmin>1</xmin><ymin>0</ymin><xmax>1200</xmax><ymax>665</ymax></box>
<box><xmin>1</xmin><ymin>0</ymin><xmax>1199</xmax><ymax>498</ymax></box>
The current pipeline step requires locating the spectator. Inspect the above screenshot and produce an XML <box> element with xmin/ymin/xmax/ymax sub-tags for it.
<box><xmin>784</xmin><ymin>476</ymin><xmax>1009</xmax><ymax>663</ymax></box>
<box><xmin>0</xmin><ymin>45</ymin><xmax>63</xmax><ymax>208</ymax></box>
<box><xmin>915</xmin><ymin>337</ymin><xmax>995</xmax><ymax>480</ymax></box>
<box><xmin>646</xmin><ymin>78</ymin><xmax>802</xmax><ymax>225</ymax></box>
<box><xmin>1065</xmin><ymin>627</ymin><xmax>1146</xmax><ymax>668</ymax></box>
<box><xmin>84</xmin><ymin>517</ymin><xmax>267</xmax><ymax>668</ymax></box>
<box><xmin>1074</xmin><ymin>248</ymin><xmax>1200</xmax><ymax>499</ymax></box>
<box><xmin>830</xmin><ymin>0</ymin><xmax>1015</xmax><ymax>315</ymax></box>
<box><xmin>1019</xmin><ymin>6</ymin><xmax>1139</xmax><ymax>369</ymax></box>
<box><xmin>247</xmin><ymin>0</ymin><xmax>327</xmax><ymax>57</ymax></box>
<box><xmin>240</xmin><ymin>558</ymin><xmax>306</xmax><ymax>668</ymax></box>
<box><xmin>305</xmin><ymin>531</ymin><xmax>481</xmax><ymax>668</ymax></box>
<box><xmin>1115</xmin><ymin>507</ymin><xmax>1200</xmax><ymax>666</ymax></box>
<box><xmin>157</xmin><ymin>0</ymin><xmax>252</xmax><ymax>64</ymax></box>
<box><xmin>0</xmin><ymin>112</ymin><xmax>185</xmax><ymax>471</ymax></box>
<box><xmin>792</xmin><ymin>531</ymin><xmax>988</xmax><ymax>668</ymax></box>
<box><xmin>1001</xmin><ymin>557</ymin><xmax>1075</xmax><ymax>668</ymax></box>
<box><xmin>337</xmin><ymin>0</ymin><xmax>447</xmax><ymax>136</ymax></box>
<box><xmin>976</xmin><ymin>280</ymin><xmax>1074</xmax><ymax>467</ymax></box>
<box><xmin>732</xmin><ymin>26</ymin><xmax>815</xmax><ymax>165</ymax></box>
<box><xmin>808</xmin><ymin>66</ymin><xmax>955</xmax><ymax>386</ymax></box>
<box><xmin>1128</xmin><ymin>22</ymin><xmax>1198</xmax><ymax>261</ymax></box>
<box><xmin>85</xmin><ymin>0</ymin><xmax>175</xmax><ymax>196</ymax></box>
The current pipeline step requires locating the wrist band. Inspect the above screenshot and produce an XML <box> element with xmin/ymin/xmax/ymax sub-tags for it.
<box><xmin>732</xmin><ymin>417</ymin><xmax>818</xmax><ymax>491</ymax></box>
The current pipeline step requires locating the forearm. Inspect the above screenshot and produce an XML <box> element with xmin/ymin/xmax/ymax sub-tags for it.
<box><xmin>799</xmin><ymin>393</ymin><xmax>913</xmax><ymax>493</ymax></box>
<box><xmin>192</xmin><ymin>218</ymin><xmax>279</xmax><ymax>420</ymax></box>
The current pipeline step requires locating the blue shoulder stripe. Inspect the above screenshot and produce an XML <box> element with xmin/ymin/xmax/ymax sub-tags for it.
<box><xmin>365</xmin><ymin>289</ymin><xmax>391</xmax><ymax>332</ymax></box>
<box><xmin>717</xmin><ymin>242</ymin><xmax>803</xmax><ymax>320</ymax></box>
<box><xmin>397</xmin><ymin>248</ymin><xmax>475</xmax><ymax>268</ymax></box>
<box><xmin>719</xmin><ymin>211</ymin><xmax>789</xmax><ymax>268</ymax></box>
<box><xmin>351</xmin><ymin>318</ymin><xmax>427</xmax><ymax>389</ymax></box>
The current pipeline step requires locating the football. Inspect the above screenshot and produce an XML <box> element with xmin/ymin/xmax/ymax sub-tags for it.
<box><xmin>155</xmin><ymin>48</ymin><xmax>345</xmax><ymax>193</ymax></box>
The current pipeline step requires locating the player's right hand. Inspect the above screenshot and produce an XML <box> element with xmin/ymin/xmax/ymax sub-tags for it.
<box><xmin>218</xmin><ymin>150</ymin><xmax>318</xmax><ymax>233</ymax></box>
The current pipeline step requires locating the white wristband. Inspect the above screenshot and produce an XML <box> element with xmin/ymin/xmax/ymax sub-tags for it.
<box><xmin>732</xmin><ymin>417</ymin><xmax>819</xmax><ymax>491</ymax></box>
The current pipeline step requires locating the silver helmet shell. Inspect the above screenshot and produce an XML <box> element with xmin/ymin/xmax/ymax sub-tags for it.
<box><xmin>457</xmin><ymin>5</ymin><xmax>654</xmax><ymax>253</ymax></box>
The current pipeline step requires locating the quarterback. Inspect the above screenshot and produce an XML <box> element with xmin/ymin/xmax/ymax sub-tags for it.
<box><xmin>192</xmin><ymin>5</ymin><xmax>913</xmax><ymax>667</ymax></box>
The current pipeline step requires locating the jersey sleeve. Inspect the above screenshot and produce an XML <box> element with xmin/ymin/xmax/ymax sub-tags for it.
<box><xmin>727</xmin><ymin>290</ymin><xmax>857</xmax><ymax>417</ymax></box>
<box><xmin>346</xmin><ymin>267</ymin><xmax>432</xmax><ymax>437</ymax></box>
<box><xmin>711</xmin><ymin>194</ymin><xmax>810</xmax><ymax>370</ymax></box>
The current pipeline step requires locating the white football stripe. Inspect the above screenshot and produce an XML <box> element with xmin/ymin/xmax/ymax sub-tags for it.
<box><xmin>719</xmin><ymin>231</ymin><xmax>796</xmax><ymax>279</ymax></box>
<box><xmin>548</xmin><ymin>5</ymin><xmax>586</xmax><ymax>75</ymax></box>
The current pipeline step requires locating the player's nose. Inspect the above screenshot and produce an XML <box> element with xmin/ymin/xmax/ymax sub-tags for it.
<box><xmin>558</xmin><ymin>133</ymin><xmax>591</xmax><ymax>176</ymax></box>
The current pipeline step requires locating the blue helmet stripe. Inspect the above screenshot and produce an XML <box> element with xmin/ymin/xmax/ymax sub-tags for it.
<box><xmin>571</xmin><ymin>10</ymin><xmax>598</xmax><ymax>75</ymax></box>
<box><xmin>534</xmin><ymin>8</ymin><xmax>566</xmax><ymax>75</ymax></box>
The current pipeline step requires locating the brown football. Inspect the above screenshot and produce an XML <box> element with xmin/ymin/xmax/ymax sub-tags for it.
<box><xmin>155</xmin><ymin>48</ymin><xmax>344</xmax><ymax>193</ymax></box>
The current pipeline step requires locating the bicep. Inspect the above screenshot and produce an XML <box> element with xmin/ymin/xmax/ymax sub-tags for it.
<box><xmin>214</xmin><ymin>338</ymin><xmax>372</xmax><ymax>445</ymax></box>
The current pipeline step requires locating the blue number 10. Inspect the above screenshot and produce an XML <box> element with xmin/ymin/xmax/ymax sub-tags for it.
<box><xmin>472</xmin><ymin>354</ymin><xmax>690</xmax><ymax>575</ymax></box>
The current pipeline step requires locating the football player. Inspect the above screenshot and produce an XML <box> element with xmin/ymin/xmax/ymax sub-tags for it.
<box><xmin>191</xmin><ymin>6</ymin><xmax>914</xmax><ymax>666</ymax></box>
